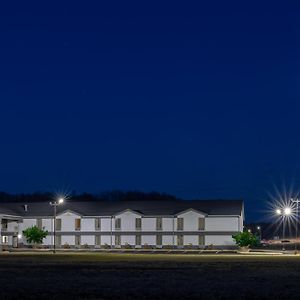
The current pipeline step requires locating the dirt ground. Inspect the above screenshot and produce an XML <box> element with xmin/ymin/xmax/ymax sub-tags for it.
<box><xmin>0</xmin><ymin>253</ymin><xmax>300</xmax><ymax>299</ymax></box>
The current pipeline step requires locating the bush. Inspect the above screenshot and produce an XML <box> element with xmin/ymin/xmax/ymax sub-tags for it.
<box><xmin>232</xmin><ymin>231</ymin><xmax>259</xmax><ymax>247</ymax></box>
<box><xmin>82</xmin><ymin>243</ymin><xmax>89</xmax><ymax>249</ymax></box>
<box><xmin>23</xmin><ymin>226</ymin><xmax>48</xmax><ymax>245</ymax></box>
<box><xmin>63</xmin><ymin>243</ymin><xmax>70</xmax><ymax>249</ymax></box>
<box><xmin>101</xmin><ymin>243</ymin><xmax>111</xmax><ymax>249</ymax></box>
<box><xmin>123</xmin><ymin>242</ymin><xmax>132</xmax><ymax>249</ymax></box>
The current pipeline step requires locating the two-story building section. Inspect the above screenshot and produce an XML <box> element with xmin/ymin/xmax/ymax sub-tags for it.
<box><xmin>0</xmin><ymin>199</ymin><xmax>244</xmax><ymax>249</ymax></box>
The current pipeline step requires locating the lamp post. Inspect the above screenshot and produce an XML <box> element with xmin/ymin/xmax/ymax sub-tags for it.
<box><xmin>291</xmin><ymin>198</ymin><xmax>300</xmax><ymax>253</ymax></box>
<box><xmin>276</xmin><ymin>207</ymin><xmax>291</xmax><ymax>251</ymax></box>
<box><xmin>50</xmin><ymin>198</ymin><xmax>64</xmax><ymax>253</ymax></box>
<box><xmin>257</xmin><ymin>226</ymin><xmax>261</xmax><ymax>241</ymax></box>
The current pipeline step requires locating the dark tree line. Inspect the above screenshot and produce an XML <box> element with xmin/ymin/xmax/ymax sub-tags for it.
<box><xmin>0</xmin><ymin>190</ymin><xmax>180</xmax><ymax>203</ymax></box>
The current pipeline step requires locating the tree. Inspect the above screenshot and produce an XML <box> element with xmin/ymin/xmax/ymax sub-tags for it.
<box><xmin>232</xmin><ymin>231</ymin><xmax>259</xmax><ymax>247</ymax></box>
<box><xmin>23</xmin><ymin>226</ymin><xmax>48</xmax><ymax>245</ymax></box>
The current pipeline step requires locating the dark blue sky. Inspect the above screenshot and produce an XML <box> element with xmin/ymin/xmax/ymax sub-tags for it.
<box><xmin>1</xmin><ymin>2</ymin><xmax>300</xmax><ymax>220</ymax></box>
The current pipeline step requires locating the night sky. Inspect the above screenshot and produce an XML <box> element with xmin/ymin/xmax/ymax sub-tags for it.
<box><xmin>1</xmin><ymin>2</ymin><xmax>300</xmax><ymax>221</ymax></box>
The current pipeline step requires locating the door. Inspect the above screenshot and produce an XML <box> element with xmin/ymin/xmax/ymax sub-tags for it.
<box><xmin>13</xmin><ymin>236</ymin><xmax>18</xmax><ymax>248</ymax></box>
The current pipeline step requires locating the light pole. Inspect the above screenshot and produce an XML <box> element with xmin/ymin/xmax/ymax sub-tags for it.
<box><xmin>257</xmin><ymin>226</ymin><xmax>261</xmax><ymax>241</ymax></box>
<box><xmin>291</xmin><ymin>198</ymin><xmax>300</xmax><ymax>253</ymax></box>
<box><xmin>276</xmin><ymin>207</ymin><xmax>291</xmax><ymax>251</ymax></box>
<box><xmin>50</xmin><ymin>198</ymin><xmax>64</xmax><ymax>253</ymax></box>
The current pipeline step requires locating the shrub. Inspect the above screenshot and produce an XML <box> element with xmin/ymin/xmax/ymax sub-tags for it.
<box><xmin>102</xmin><ymin>243</ymin><xmax>111</xmax><ymax>249</ymax></box>
<box><xmin>124</xmin><ymin>242</ymin><xmax>132</xmax><ymax>249</ymax></box>
<box><xmin>232</xmin><ymin>231</ymin><xmax>259</xmax><ymax>247</ymax></box>
<box><xmin>142</xmin><ymin>243</ymin><xmax>152</xmax><ymax>249</ymax></box>
<box><xmin>82</xmin><ymin>243</ymin><xmax>89</xmax><ymax>249</ymax></box>
<box><xmin>22</xmin><ymin>226</ymin><xmax>48</xmax><ymax>245</ymax></box>
<box><xmin>63</xmin><ymin>243</ymin><xmax>70</xmax><ymax>249</ymax></box>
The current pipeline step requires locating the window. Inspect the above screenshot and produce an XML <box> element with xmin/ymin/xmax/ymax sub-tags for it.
<box><xmin>156</xmin><ymin>217</ymin><xmax>162</xmax><ymax>230</ymax></box>
<box><xmin>135</xmin><ymin>218</ymin><xmax>142</xmax><ymax>230</ymax></box>
<box><xmin>177</xmin><ymin>218</ymin><xmax>184</xmax><ymax>230</ymax></box>
<box><xmin>75</xmin><ymin>235</ymin><xmax>81</xmax><ymax>246</ymax></box>
<box><xmin>115</xmin><ymin>235</ymin><xmax>121</xmax><ymax>246</ymax></box>
<box><xmin>199</xmin><ymin>235</ymin><xmax>205</xmax><ymax>246</ymax></box>
<box><xmin>2</xmin><ymin>236</ymin><xmax>8</xmax><ymax>244</ymax></box>
<box><xmin>95</xmin><ymin>235</ymin><xmax>101</xmax><ymax>246</ymax></box>
<box><xmin>75</xmin><ymin>219</ymin><xmax>81</xmax><ymax>231</ymax></box>
<box><xmin>1</xmin><ymin>220</ymin><xmax>8</xmax><ymax>230</ymax></box>
<box><xmin>156</xmin><ymin>234</ymin><xmax>162</xmax><ymax>246</ymax></box>
<box><xmin>198</xmin><ymin>218</ymin><xmax>205</xmax><ymax>230</ymax></box>
<box><xmin>177</xmin><ymin>234</ymin><xmax>183</xmax><ymax>246</ymax></box>
<box><xmin>136</xmin><ymin>235</ymin><xmax>141</xmax><ymax>246</ymax></box>
<box><xmin>55</xmin><ymin>219</ymin><xmax>62</xmax><ymax>231</ymax></box>
<box><xmin>95</xmin><ymin>218</ymin><xmax>101</xmax><ymax>230</ymax></box>
<box><xmin>115</xmin><ymin>218</ymin><xmax>121</xmax><ymax>230</ymax></box>
<box><xmin>36</xmin><ymin>218</ymin><xmax>42</xmax><ymax>229</ymax></box>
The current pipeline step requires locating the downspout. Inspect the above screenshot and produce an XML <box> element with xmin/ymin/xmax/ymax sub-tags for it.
<box><xmin>110</xmin><ymin>216</ymin><xmax>112</xmax><ymax>249</ymax></box>
<box><xmin>172</xmin><ymin>215</ymin><xmax>175</xmax><ymax>248</ymax></box>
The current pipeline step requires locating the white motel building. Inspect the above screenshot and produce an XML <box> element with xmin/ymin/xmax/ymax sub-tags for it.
<box><xmin>0</xmin><ymin>200</ymin><xmax>244</xmax><ymax>249</ymax></box>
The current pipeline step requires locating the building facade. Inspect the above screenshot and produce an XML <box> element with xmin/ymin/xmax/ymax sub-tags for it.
<box><xmin>0</xmin><ymin>200</ymin><xmax>244</xmax><ymax>249</ymax></box>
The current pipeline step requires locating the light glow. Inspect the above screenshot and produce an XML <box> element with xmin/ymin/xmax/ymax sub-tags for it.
<box><xmin>276</xmin><ymin>209</ymin><xmax>282</xmax><ymax>215</ymax></box>
<box><xmin>284</xmin><ymin>207</ymin><xmax>291</xmax><ymax>215</ymax></box>
<box><xmin>58</xmin><ymin>198</ymin><xmax>64</xmax><ymax>204</ymax></box>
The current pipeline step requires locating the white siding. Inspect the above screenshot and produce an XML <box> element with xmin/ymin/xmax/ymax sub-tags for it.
<box><xmin>114</xmin><ymin>211</ymin><xmax>141</xmax><ymax>231</ymax></box>
<box><xmin>206</xmin><ymin>217</ymin><xmax>239</xmax><ymax>231</ymax></box>
<box><xmin>101</xmin><ymin>235</ymin><xmax>111</xmax><ymax>246</ymax></box>
<box><xmin>177</xmin><ymin>210</ymin><xmax>205</xmax><ymax>231</ymax></box>
<box><xmin>58</xmin><ymin>212</ymin><xmax>81</xmax><ymax>231</ymax></box>
<box><xmin>184</xmin><ymin>235</ymin><xmax>198</xmax><ymax>245</ymax></box>
<box><xmin>121</xmin><ymin>235</ymin><xmax>135</xmax><ymax>246</ymax></box>
<box><xmin>162</xmin><ymin>235</ymin><xmax>173</xmax><ymax>245</ymax></box>
<box><xmin>162</xmin><ymin>218</ymin><xmax>173</xmax><ymax>231</ymax></box>
<box><xmin>22</xmin><ymin>219</ymin><xmax>36</xmax><ymax>230</ymax></box>
<box><xmin>61</xmin><ymin>235</ymin><xmax>75</xmax><ymax>246</ymax></box>
<box><xmin>142</xmin><ymin>218</ymin><xmax>156</xmax><ymax>231</ymax></box>
<box><xmin>81</xmin><ymin>235</ymin><xmax>94</xmax><ymax>245</ymax></box>
<box><xmin>101</xmin><ymin>218</ymin><xmax>111</xmax><ymax>231</ymax></box>
<box><xmin>42</xmin><ymin>219</ymin><xmax>52</xmax><ymax>231</ymax></box>
<box><xmin>81</xmin><ymin>218</ymin><xmax>94</xmax><ymax>231</ymax></box>
<box><xmin>205</xmin><ymin>235</ymin><xmax>235</xmax><ymax>245</ymax></box>
<box><xmin>142</xmin><ymin>235</ymin><xmax>156</xmax><ymax>246</ymax></box>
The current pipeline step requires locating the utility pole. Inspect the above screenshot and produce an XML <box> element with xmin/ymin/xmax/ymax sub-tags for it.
<box><xmin>50</xmin><ymin>198</ymin><xmax>64</xmax><ymax>253</ymax></box>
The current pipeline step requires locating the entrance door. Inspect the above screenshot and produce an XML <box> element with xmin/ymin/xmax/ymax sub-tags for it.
<box><xmin>12</xmin><ymin>236</ymin><xmax>18</xmax><ymax>248</ymax></box>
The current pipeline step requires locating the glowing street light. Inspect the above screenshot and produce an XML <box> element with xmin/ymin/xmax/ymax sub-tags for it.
<box><xmin>275</xmin><ymin>206</ymin><xmax>292</xmax><ymax>251</ymax></box>
<box><xmin>50</xmin><ymin>198</ymin><xmax>65</xmax><ymax>253</ymax></box>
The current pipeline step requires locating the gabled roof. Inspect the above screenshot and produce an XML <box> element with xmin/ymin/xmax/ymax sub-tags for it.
<box><xmin>0</xmin><ymin>199</ymin><xmax>243</xmax><ymax>217</ymax></box>
<box><xmin>175</xmin><ymin>208</ymin><xmax>207</xmax><ymax>216</ymax></box>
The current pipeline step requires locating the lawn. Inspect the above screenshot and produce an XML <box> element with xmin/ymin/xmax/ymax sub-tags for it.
<box><xmin>1</xmin><ymin>253</ymin><xmax>300</xmax><ymax>299</ymax></box>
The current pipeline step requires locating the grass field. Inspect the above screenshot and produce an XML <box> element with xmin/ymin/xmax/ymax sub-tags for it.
<box><xmin>1</xmin><ymin>253</ymin><xmax>300</xmax><ymax>299</ymax></box>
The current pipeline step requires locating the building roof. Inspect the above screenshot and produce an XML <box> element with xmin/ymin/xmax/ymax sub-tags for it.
<box><xmin>0</xmin><ymin>199</ymin><xmax>243</xmax><ymax>217</ymax></box>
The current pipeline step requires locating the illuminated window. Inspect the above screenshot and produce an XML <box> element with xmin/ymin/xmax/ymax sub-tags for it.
<box><xmin>75</xmin><ymin>219</ymin><xmax>81</xmax><ymax>231</ymax></box>
<box><xmin>2</xmin><ymin>236</ymin><xmax>8</xmax><ymax>244</ymax></box>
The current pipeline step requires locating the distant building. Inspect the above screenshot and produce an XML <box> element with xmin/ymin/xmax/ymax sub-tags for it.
<box><xmin>0</xmin><ymin>200</ymin><xmax>244</xmax><ymax>249</ymax></box>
